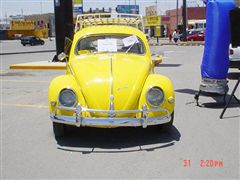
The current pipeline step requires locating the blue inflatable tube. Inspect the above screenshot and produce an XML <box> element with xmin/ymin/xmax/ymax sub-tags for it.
<box><xmin>201</xmin><ymin>0</ymin><xmax>236</xmax><ymax>79</ymax></box>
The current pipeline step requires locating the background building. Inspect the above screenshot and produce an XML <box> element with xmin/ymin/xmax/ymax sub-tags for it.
<box><xmin>166</xmin><ymin>7</ymin><xmax>206</xmax><ymax>35</ymax></box>
<box><xmin>25</xmin><ymin>13</ymin><xmax>54</xmax><ymax>37</ymax></box>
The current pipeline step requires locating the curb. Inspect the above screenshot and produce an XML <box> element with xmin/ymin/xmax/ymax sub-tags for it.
<box><xmin>9</xmin><ymin>61</ymin><xmax>66</xmax><ymax>70</ymax></box>
<box><xmin>0</xmin><ymin>50</ymin><xmax>55</xmax><ymax>56</ymax></box>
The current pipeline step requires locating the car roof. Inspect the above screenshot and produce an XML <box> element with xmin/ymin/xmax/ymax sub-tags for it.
<box><xmin>74</xmin><ymin>25</ymin><xmax>146</xmax><ymax>40</ymax></box>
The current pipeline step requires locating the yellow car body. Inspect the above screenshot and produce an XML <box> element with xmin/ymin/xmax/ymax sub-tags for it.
<box><xmin>49</xmin><ymin>25</ymin><xmax>174</xmax><ymax>136</ymax></box>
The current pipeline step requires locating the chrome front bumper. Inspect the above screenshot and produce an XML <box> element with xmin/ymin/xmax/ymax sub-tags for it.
<box><xmin>50</xmin><ymin>104</ymin><xmax>171</xmax><ymax>128</ymax></box>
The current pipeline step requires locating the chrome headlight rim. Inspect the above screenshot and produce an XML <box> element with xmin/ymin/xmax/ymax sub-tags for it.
<box><xmin>58</xmin><ymin>88</ymin><xmax>77</xmax><ymax>107</ymax></box>
<box><xmin>146</xmin><ymin>86</ymin><xmax>165</xmax><ymax>107</ymax></box>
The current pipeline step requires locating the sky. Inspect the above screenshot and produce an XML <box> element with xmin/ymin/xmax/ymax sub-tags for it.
<box><xmin>0</xmin><ymin>0</ymin><xmax>205</xmax><ymax>19</ymax></box>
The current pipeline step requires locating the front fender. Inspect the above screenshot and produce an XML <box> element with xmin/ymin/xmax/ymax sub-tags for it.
<box><xmin>48</xmin><ymin>75</ymin><xmax>87</xmax><ymax>115</ymax></box>
<box><xmin>138</xmin><ymin>74</ymin><xmax>175</xmax><ymax>117</ymax></box>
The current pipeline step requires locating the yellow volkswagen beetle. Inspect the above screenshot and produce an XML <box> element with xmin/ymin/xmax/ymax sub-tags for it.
<box><xmin>49</xmin><ymin>14</ymin><xmax>175</xmax><ymax>137</ymax></box>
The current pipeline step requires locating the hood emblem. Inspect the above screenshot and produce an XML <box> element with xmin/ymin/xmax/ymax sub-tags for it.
<box><xmin>109</xmin><ymin>95</ymin><xmax>115</xmax><ymax>117</ymax></box>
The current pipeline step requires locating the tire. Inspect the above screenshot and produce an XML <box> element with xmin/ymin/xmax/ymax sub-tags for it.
<box><xmin>53</xmin><ymin>122</ymin><xmax>65</xmax><ymax>137</ymax></box>
<box><xmin>159</xmin><ymin>112</ymin><xmax>174</xmax><ymax>131</ymax></box>
<box><xmin>41</xmin><ymin>41</ymin><xmax>44</xmax><ymax>45</ymax></box>
<box><xmin>22</xmin><ymin>44</ymin><xmax>26</xmax><ymax>46</ymax></box>
<box><xmin>31</xmin><ymin>42</ymin><xmax>34</xmax><ymax>46</ymax></box>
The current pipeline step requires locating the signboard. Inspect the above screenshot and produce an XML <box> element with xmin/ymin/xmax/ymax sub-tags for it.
<box><xmin>161</xmin><ymin>15</ymin><xmax>170</xmax><ymax>23</ymax></box>
<box><xmin>73</xmin><ymin>0</ymin><xmax>83</xmax><ymax>14</ymax></box>
<box><xmin>73</xmin><ymin>0</ymin><xmax>82</xmax><ymax>4</ymax></box>
<box><xmin>145</xmin><ymin>6</ymin><xmax>157</xmax><ymax>16</ymax></box>
<box><xmin>155</xmin><ymin>26</ymin><xmax>161</xmax><ymax>37</ymax></box>
<box><xmin>73</xmin><ymin>6</ymin><xmax>83</xmax><ymax>13</ymax></box>
<box><xmin>11</xmin><ymin>21</ymin><xmax>35</xmax><ymax>30</ymax></box>
<box><xmin>145</xmin><ymin>16</ymin><xmax>161</xmax><ymax>27</ymax></box>
<box><xmin>116</xmin><ymin>5</ymin><xmax>139</xmax><ymax>14</ymax></box>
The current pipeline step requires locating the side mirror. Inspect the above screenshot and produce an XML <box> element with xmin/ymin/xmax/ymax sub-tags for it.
<box><xmin>151</xmin><ymin>54</ymin><xmax>162</xmax><ymax>65</ymax></box>
<box><xmin>58</xmin><ymin>52</ymin><xmax>67</xmax><ymax>61</ymax></box>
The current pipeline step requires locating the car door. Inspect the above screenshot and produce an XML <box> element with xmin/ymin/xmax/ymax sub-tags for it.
<box><xmin>36</xmin><ymin>37</ymin><xmax>41</xmax><ymax>44</ymax></box>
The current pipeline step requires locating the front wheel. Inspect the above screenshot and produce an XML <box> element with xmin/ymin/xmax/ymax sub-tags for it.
<box><xmin>53</xmin><ymin>122</ymin><xmax>65</xmax><ymax>137</ymax></box>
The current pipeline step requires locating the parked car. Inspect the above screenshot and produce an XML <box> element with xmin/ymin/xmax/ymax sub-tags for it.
<box><xmin>229</xmin><ymin>44</ymin><xmax>240</xmax><ymax>68</ymax></box>
<box><xmin>187</xmin><ymin>31</ymin><xmax>205</xmax><ymax>41</ymax></box>
<box><xmin>21</xmin><ymin>36</ymin><xmax>44</xmax><ymax>46</ymax></box>
<box><xmin>179</xmin><ymin>29</ymin><xmax>203</xmax><ymax>41</ymax></box>
<box><xmin>49</xmin><ymin>13</ymin><xmax>175</xmax><ymax>137</ymax></box>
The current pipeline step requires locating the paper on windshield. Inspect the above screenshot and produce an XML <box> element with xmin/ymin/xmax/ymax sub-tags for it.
<box><xmin>97</xmin><ymin>39</ymin><xmax>117</xmax><ymax>52</ymax></box>
<box><xmin>122</xmin><ymin>35</ymin><xmax>139</xmax><ymax>47</ymax></box>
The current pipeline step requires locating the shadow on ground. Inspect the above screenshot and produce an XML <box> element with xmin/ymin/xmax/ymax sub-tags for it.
<box><xmin>155</xmin><ymin>63</ymin><xmax>182</xmax><ymax>67</ymax></box>
<box><xmin>175</xmin><ymin>88</ymin><xmax>240</xmax><ymax>109</ymax></box>
<box><xmin>56</xmin><ymin>126</ymin><xmax>181</xmax><ymax>153</ymax></box>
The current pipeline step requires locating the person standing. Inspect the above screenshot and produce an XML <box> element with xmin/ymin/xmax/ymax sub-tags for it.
<box><xmin>169</xmin><ymin>33</ymin><xmax>172</xmax><ymax>43</ymax></box>
<box><xmin>172</xmin><ymin>29</ymin><xmax>179</xmax><ymax>43</ymax></box>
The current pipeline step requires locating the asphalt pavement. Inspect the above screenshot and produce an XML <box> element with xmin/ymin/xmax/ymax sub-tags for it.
<box><xmin>0</xmin><ymin>39</ymin><xmax>55</xmax><ymax>54</ymax></box>
<box><xmin>1</xmin><ymin>42</ymin><xmax>239</xmax><ymax>179</ymax></box>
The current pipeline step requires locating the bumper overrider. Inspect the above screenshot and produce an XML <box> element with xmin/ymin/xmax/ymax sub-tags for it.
<box><xmin>51</xmin><ymin>104</ymin><xmax>171</xmax><ymax>128</ymax></box>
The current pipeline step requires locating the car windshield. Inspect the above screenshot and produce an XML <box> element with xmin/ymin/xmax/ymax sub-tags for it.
<box><xmin>22</xmin><ymin>36</ymin><xmax>34</xmax><ymax>40</ymax></box>
<box><xmin>76</xmin><ymin>34</ymin><xmax>145</xmax><ymax>55</ymax></box>
<box><xmin>188</xmin><ymin>30</ymin><xmax>203</xmax><ymax>35</ymax></box>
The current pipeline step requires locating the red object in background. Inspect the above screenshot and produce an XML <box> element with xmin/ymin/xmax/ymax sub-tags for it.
<box><xmin>187</xmin><ymin>33</ymin><xmax>205</xmax><ymax>41</ymax></box>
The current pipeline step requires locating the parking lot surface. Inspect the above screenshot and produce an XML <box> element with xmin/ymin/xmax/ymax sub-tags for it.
<box><xmin>1</xmin><ymin>42</ymin><xmax>239</xmax><ymax>179</ymax></box>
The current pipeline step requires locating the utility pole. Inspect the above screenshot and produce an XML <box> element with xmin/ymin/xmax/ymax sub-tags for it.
<box><xmin>182</xmin><ymin>0</ymin><xmax>187</xmax><ymax>41</ymax></box>
<box><xmin>40</xmin><ymin>0</ymin><xmax>43</xmax><ymax>15</ymax></box>
<box><xmin>129</xmin><ymin>0</ymin><xmax>130</xmax><ymax>13</ymax></box>
<box><xmin>176</xmin><ymin>0</ymin><xmax>179</xmax><ymax>29</ymax></box>
<box><xmin>155</xmin><ymin>0</ymin><xmax>158</xmax><ymax>15</ymax></box>
<box><xmin>134</xmin><ymin>0</ymin><xmax>136</xmax><ymax>14</ymax></box>
<box><xmin>5</xmin><ymin>12</ymin><xmax>7</xmax><ymax>24</ymax></box>
<box><xmin>82</xmin><ymin>0</ymin><xmax>84</xmax><ymax>13</ymax></box>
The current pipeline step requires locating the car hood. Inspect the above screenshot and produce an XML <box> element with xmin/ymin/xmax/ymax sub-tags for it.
<box><xmin>70</xmin><ymin>53</ymin><xmax>150</xmax><ymax>113</ymax></box>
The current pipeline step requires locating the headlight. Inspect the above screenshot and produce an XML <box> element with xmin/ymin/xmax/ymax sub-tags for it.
<box><xmin>59</xmin><ymin>89</ymin><xmax>77</xmax><ymax>107</ymax></box>
<box><xmin>146</xmin><ymin>87</ymin><xmax>165</xmax><ymax>107</ymax></box>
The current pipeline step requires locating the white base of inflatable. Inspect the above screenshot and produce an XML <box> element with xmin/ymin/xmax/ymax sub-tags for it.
<box><xmin>199</xmin><ymin>78</ymin><xmax>229</xmax><ymax>95</ymax></box>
